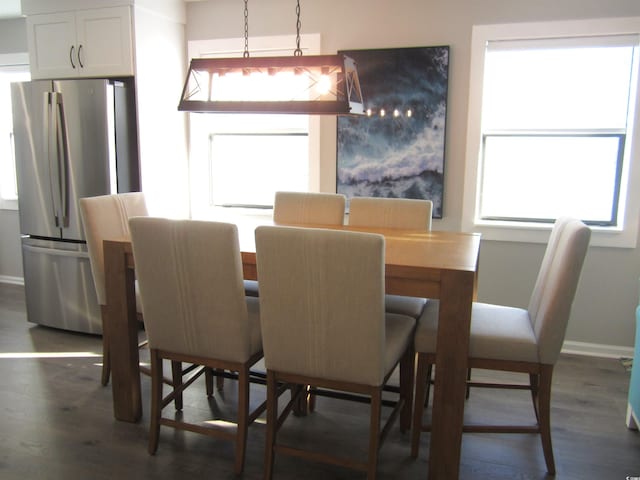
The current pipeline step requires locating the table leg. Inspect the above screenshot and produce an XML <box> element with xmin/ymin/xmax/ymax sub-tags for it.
<box><xmin>428</xmin><ymin>269</ymin><xmax>474</xmax><ymax>479</ymax></box>
<box><xmin>104</xmin><ymin>240</ymin><xmax>142</xmax><ymax>422</ymax></box>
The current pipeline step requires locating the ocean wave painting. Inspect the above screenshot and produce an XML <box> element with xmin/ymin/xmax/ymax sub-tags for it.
<box><xmin>337</xmin><ymin>46</ymin><xmax>450</xmax><ymax>218</ymax></box>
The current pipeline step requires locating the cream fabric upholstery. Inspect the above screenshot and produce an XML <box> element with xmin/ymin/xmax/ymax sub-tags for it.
<box><xmin>273</xmin><ymin>191</ymin><xmax>346</xmax><ymax>226</ymax></box>
<box><xmin>348</xmin><ymin>196</ymin><xmax>433</xmax><ymax>230</ymax></box>
<box><xmin>129</xmin><ymin>218</ymin><xmax>261</xmax><ymax>363</ymax></box>
<box><xmin>348</xmin><ymin>196</ymin><xmax>433</xmax><ymax>319</ymax></box>
<box><xmin>416</xmin><ymin>300</ymin><xmax>538</xmax><ymax>363</ymax></box>
<box><xmin>415</xmin><ymin>217</ymin><xmax>591</xmax><ymax>365</ymax></box>
<box><xmin>411</xmin><ymin>218</ymin><xmax>590</xmax><ymax>473</ymax></box>
<box><xmin>80</xmin><ymin>192</ymin><xmax>148</xmax><ymax>306</ymax></box>
<box><xmin>255</xmin><ymin>225</ymin><xmax>414</xmax><ymax>387</ymax></box>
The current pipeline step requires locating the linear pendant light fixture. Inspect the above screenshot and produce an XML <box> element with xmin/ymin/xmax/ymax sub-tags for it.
<box><xmin>178</xmin><ymin>0</ymin><xmax>365</xmax><ymax>115</ymax></box>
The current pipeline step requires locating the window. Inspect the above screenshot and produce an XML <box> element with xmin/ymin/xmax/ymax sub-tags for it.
<box><xmin>187</xmin><ymin>35</ymin><xmax>320</xmax><ymax>220</ymax></box>
<box><xmin>462</xmin><ymin>19</ymin><xmax>640</xmax><ymax>247</ymax></box>
<box><xmin>0</xmin><ymin>54</ymin><xmax>30</xmax><ymax>210</ymax></box>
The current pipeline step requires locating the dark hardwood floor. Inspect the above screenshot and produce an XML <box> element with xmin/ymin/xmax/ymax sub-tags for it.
<box><xmin>0</xmin><ymin>282</ymin><xmax>638</xmax><ymax>479</ymax></box>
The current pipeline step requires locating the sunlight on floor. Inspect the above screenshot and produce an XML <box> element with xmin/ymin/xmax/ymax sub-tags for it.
<box><xmin>0</xmin><ymin>351</ymin><xmax>101</xmax><ymax>359</ymax></box>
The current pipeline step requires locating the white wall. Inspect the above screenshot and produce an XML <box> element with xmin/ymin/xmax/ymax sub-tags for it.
<box><xmin>185</xmin><ymin>0</ymin><xmax>640</xmax><ymax>352</ymax></box>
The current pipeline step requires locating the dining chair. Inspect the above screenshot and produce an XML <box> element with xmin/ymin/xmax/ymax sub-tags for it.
<box><xmin>273</xmin><ymin>190</ymin><xmax>346</xmax><ymax>226</ymax></box>
<box><xmin>243</xmin><ymin>191</ymin><xmax>347</xmax><ymax>298</ymax></box>
<box><xmin>410</xmin><ymin>217</ymin><xmax>590</xmax><ymax>474</ymax></box>
<box><xmin>129</xmin><ymin>217</ymin><xmax>266</xmax><ymax>475</ymax></box>
<box><xmin>79</xmin><ymin>192</ymin><xmax>148</xmax><ymax>386</ymax></box>
<box><xmin>348</xmin><ymin>196</ymin><xmax>433</xmax><ymax>319</ymax></box>
<box><xmin>255</xmin><ymin>225</ymin><xmax>415</xmax><ymax>480</ymax></box>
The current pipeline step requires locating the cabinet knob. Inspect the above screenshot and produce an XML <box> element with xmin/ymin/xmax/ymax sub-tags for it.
<box><xmin>69</xmin><ymin>45</ymin><xmax>76</xmax><ymax>69</ymax></box>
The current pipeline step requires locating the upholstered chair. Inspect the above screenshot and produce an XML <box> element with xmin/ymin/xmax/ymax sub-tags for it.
<box><xmin>255</xmin><ymin>225</ymin><xmax>415</xmax><ymax>480</ymax></box>
<box><xmin>410</xmin><ymin>217</ymin><xmax>590</xmax><ymax>475</ymax></box>
<box><xmin>129</xmin><ymin>217</ymin><xmax>265</xmax><ymax>475</ymax></box>
<box><xmin>79</xmin><ymin>192</ymin><xmax>148</xmax><ymax>385</ymax></box>
<box><xmin>348</xmin><ymin>196</ymin><xmax>433</xmax><ymax>319</ymax></box>
<box><xmin>273</xmin><ymin>191</ymin><xmax>346</xmax><ymax>226</ymax></box>
<box><xmin>243</xmin><ymin>191</ymin><xmax>347</xmax><ymax>298</ymax></box>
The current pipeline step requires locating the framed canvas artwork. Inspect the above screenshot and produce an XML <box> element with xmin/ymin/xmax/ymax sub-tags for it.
<box><xmin>336</xmin><ymin>46</ymin><xmax>450</xmax><ymax>217</ymax></box>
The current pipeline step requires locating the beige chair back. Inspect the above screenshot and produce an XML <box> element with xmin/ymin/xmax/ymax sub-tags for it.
<box><xmin>528</xmin><ymin>217</ymin><xmax>572</xmax><ymax>322</ymax></box>
<box><xmin>79</xmin><ymin>192</ymin><xmax>148</xmax><ymax>306</ymax></box>
<box><xmin>255</xmin><ymin>226</ymin><xmax>387</xmax><ymax>386</ymax></box>
<box><xmin>129</xmin><ymin>218</ymin><xmax>258</xmax><ymax>362</ymax></box>
<box><xmin>273</xmin><ymin>191</ymin><xmax>346</xmax><ymax>226</ymax></box>
<box><xmin>528</xmin><ymin>218</ymin><xmax>590</xmax><ymax>364</ymax></box>
<box><xmin>348</xmin><ymin>197</ymin><xmax>433</xmax><ymax>230</ymax></box>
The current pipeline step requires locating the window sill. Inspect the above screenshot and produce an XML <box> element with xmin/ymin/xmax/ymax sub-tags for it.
<box><xmin>464</xmin><ymin>219</ymin><xmax>637</xmax><ymax>248</ymax></box>
<box><xmin>0</xmin><ymin>199</ymin><xmax>18</xmax><ymax>211</ymax></box>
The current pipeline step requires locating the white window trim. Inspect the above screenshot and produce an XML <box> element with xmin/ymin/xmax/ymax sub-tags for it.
<box><xmin>0</xmin><ymin>52</ymin><xmax>29</xmax><ymax>211</ymax></box>
<box><xmin>186</xmin><ymin>34</ymin><xmax>321</xmax><ymax>220</ymax></box>
<box><xmin>462</xmin><ymin>17</ymin><xmax>640</xmax><ymax>248</ymax></box>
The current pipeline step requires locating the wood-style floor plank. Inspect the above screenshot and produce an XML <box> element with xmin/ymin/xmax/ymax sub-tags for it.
<box><xmin>0</xmin><ymin>283</ymin><xmax>638</xmax><ymax>479</ymax></box>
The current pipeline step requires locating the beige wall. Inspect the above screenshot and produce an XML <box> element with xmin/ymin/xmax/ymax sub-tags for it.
<box><xmin>0</xmin><ymin>18</ymin><xmax>26</xmax><ymax>282</ymax></box>
<box><xmin>0</xmin><ymin>18</ymin><xmax>26</xmax><ymax>53</ymax></box>
<box><xmin>185</xmin><ymin>0</ymin><xmax>640</xmax><ymax>352</ymax></box>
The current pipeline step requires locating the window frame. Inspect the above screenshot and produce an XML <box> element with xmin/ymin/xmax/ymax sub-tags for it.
<box><xmin>462</xmin><ymin>18</ymin><xmax>640</xmax><ymax>248</ymax></box>
<box><xmin>0</xmin><ymin>53</ymin><xmax>29</xmax><ymax>211</ymax></box>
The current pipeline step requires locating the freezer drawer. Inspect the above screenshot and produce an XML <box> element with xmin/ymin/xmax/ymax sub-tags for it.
<box><xmin>21</xmin><ymin>238</ymin><xmax>102</xmax><ymax>334</ymax></box>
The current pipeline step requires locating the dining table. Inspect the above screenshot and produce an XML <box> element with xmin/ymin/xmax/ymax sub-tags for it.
<box><xmin>103</xmin><ymin>220</ymin><xmax>480</xmax><ymax>480</ymax></box>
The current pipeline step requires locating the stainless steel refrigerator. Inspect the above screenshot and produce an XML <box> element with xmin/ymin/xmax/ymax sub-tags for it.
<box><xmin>11</xmin><ymin>78</ymin><xmax>140</xmax><ymax>334</ymax></box>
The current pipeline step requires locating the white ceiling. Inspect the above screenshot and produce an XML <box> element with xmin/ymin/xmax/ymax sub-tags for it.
<box><xmin>0</xmin><ymin>0</ymin><xmax>22</xmax><ymax>19</ymax></box>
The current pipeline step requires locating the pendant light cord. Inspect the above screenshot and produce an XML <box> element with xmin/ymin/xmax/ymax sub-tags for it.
<box><xmin>294</xmin><ymin>0</ymin><xmax>303</xmax><ymax>56</ymax></box>
<box><xmin>243</xmin><ymin>0</ymin><xmax>250</xmax><ymax>58</ymax></box>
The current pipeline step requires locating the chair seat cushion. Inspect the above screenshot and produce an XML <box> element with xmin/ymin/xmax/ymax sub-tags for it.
<box><xmin>415</xmin><ymin>300</ymin><xmax>539</xmax><ymax>363</ymax></box>
<box><xmin>384</xmin><ymin>313</ymin><xmax>416</xmax><ymax>376</ymax></box>
<box><xmin>244</xmin><ymin>280</ymin><xmax>259</xmax><ymax>297</ymax></box>
<box><xmin>385</xmin><ymin>294</ymin><xmax>427</xmax><ymax>318</ymax></box>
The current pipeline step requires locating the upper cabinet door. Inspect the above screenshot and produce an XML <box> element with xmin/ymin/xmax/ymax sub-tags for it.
<box><xmin>27</xmin><ymin>7</ymin><xmax>134</xmax><ymax>80</ymax></box>
<box><xmin>27</xmin><ymin>12</ymin><xmax>78</xmax><ymax>79</ymax></box>
<box><xmin>75</xmin><ymin>7</ymin><xmax>134</xmax><ymax>78</ymax></box>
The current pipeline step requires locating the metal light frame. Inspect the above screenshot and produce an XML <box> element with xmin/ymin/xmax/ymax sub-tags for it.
<box><xmin>178</xmin><ymin>54</ymin><xmax>364</xmax><ymax>115</ymax></box>
<box><xmin>177</xmin><ymin>0</ymin><xmax>364</xmax><ymax>115</ymax></box>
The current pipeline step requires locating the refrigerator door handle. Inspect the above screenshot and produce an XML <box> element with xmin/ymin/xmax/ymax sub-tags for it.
<box><xmin>54</xmin><ymin>92</ymin><xmax>71</xmax><ymax>228</ymax></box>
<box><xmin>44</xmin><ymin>91</ymin><xmax>61</xmax><ymax>227</ymax></box>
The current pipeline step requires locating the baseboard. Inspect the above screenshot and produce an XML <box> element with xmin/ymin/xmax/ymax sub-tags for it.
<box><xmin>0</xmin><ymin>275</ymin><xmax>24</xmax><ymax>286</ymax></box>
<box><xmin>562</xmin><ymin>340</ymin><xmax>634</xmax><ymax>359</ymax></box>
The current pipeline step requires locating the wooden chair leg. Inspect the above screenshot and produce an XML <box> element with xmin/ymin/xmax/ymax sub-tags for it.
<box><xmin>538</xmin><ymin>365</ymin><xmax>556</xmax><ymax>475</ymax></box>
<box><xmin>530</xmin><ymin>373</ymin><xmax>540</xmax><ymax>422</ymax></box>
<box><xmin>148</xmin><ymin>349</ymin><xmax>163</xmax><ymax>455</ymax></box>
<box><xmin>424</xmin><ymin>364</ymin><xmax>433</xmax><ymax>408</ymax></box>
<box><xmin>205</xmin><ymin>368</ymin><xmax>214</xmax><ymax>397</ymax></box>
<box><xmin>367</xmin><ymin>389</ymin><xmax>382</xmax><ymax>480</ymax></box>
<box><xmin>216</xmin><ymin>368</ymin><xmax>225</xmax><ymax>391</ymax></box>
<box><xmin>264</xmin><ymin>370</ymin><xmax>278</xmax><ymax>480</ymax></box>
<box><xmin>399</xmin><ymin>347</ymin><xmax>415</xmax><ymax>432</ymax></box>
<box><xmin>411</xmin><ymin>353</ymin><xmax>429</xmax><ymax>458</ymax></box>
<box><xmin>308</xmin><ymin>384</ymin><xmax>316</xmax><ymax>413</ymax></box>
<box><xmin>101</xmin><ymin>338</ymin><xmax>111</xmax><ymax>386</ymax></box>
<box><xmin>171</xmin><ymin>360</ymin><xmax>183</xmax><ymax>411</ymax></box>
<box><xmin>235</xmin><ymin>366</ymin><xmax>250</xmax><ymax>475</ymax></box>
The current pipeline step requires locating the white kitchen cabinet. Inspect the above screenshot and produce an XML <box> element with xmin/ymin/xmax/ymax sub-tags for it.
<box><xmin>27</xmin><ymin>6</ymin><xmax>133</xmax><ymax>79</ymax></box>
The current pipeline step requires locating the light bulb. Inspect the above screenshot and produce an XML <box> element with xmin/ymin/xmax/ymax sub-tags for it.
<box><xmin>317</xmin><ymin>74</ymin><xmax>331</xmax><ymax>94</ymax></box>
